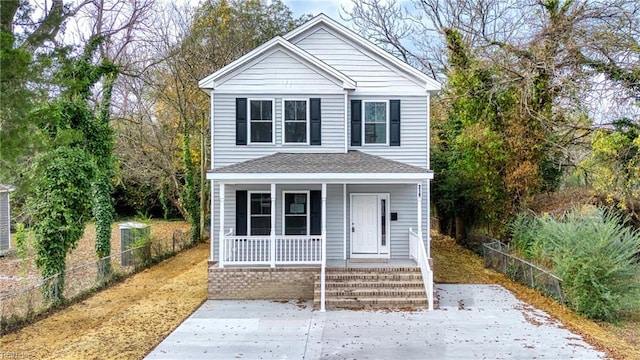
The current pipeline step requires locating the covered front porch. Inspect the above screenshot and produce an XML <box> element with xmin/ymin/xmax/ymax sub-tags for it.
<box><xmin>208</xmin><ymin>151</ymin><xmax>434</xmax><ymax>310</ymax></box>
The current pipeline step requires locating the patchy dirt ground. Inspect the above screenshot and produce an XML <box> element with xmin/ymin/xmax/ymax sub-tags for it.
<box><xmin>432</xmin><ymin>230</ymin><xmax>640</xmax><ymax>360</ymax></box>
<box><xmin>0</xmin><ymin>241</ymin><xmax>209</xmax><ymax>360</ymax></box>
<box><xmin>0</xmin><ymin>220</ymin><xmax>190</xmax><ymax>295</ymax></box>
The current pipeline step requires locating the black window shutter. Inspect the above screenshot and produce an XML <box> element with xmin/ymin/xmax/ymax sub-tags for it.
<box><xmin>236</xmin><ymin>98</ymin><xmax>247</xmax><ymax>145</ymax></box>
<box><xmin>235</xmin><ymin>190</ymin><xmax>247</xmax><ymax>235</ymax></box>
<box><xmin>310</xmin><ymin>190</ymin><xmax>322</xmax><ymax>235</ymax></box>
<box><xmin>310</xmin><ymin>98</ymin><xmax>321</xmax><ymax>145</ymax></box>
<box><xmin>390</xmin><ymin>99</ymin><xmax>401</xmax><ymax>146</ymax></box>
<box><xmin>350</xmin><ymin>100</ymin><xmax>362</xmax><ymax>146</ymax></box>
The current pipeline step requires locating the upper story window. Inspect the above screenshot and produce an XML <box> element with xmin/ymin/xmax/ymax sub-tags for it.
<box><xmin>236</xmin><ymin>97</ymin><xmax>320</xmax><ymax>146</ymax></box>
<box><xmin>283</xmin><ymin>100</ymin><xmax>308</xmax><ymax>144</ymax></box>
<box><xmin>351</xmin><ymin>99</ymin><xmax>400</xmax><ymax>147</ymax></box>
<box><xmin>249</xmin><ymin>100</ymin><xmax>273</xmax><ymax>143</ymax></box>
<box><xmin>364</xmin><ymin>101</ymin><xmax>388</xmax><ymax>144</ymax></box>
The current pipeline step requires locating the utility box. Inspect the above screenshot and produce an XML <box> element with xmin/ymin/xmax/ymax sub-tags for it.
<box><xmin>0</xmin><ymin>185</ymin><xmax>15</xmax><ymax>256</ymax></box>
<box><xmin>120</xmin><ymin>222</ymin><xmax>150</xmax><ymax>266</ymax></box>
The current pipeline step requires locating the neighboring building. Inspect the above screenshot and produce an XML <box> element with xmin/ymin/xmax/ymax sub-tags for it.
<box><xmin>0</xmin><ymin>185</ymin><xmax>15</xmax><ymax>256</ymax></box>
<box><xmin>199</xmin><ymin>14</ymin><xmax>440</xmax><ymax>311</ymax></box>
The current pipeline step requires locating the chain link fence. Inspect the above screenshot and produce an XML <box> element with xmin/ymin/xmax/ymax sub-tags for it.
<box><xmin>1</xmin><ymin>228</ymin><xmax>195</xmax><ymax>334</ymax></box>
<box><xmin>483</xmin><ymin>240</ymin><xmax>564</xmax><ymax>303</ymax></box>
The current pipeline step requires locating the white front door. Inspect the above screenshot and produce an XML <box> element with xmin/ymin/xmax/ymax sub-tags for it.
<box><xmin>351</xmin><ymin>194</ymin><xmax>389</xmax><ymax>257</ymax></box>
<box><xmin>352</xmin><ymin>195</ymin><xmax>378</xmax><ymax>254</ymax></box>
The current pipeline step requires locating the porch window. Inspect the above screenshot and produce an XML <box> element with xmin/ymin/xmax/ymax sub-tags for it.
<box><xmin>284</xmin><ymin>192</ymin><xmax>308</xmax><ymax>235</ymax></box>
<box><xmin>249</xmin><ymin>193</ymin><xmax>271</xmax><ymax>235</ymax></box>
<box><xmin>283</xmin><ymin>100</ymin><xmax>308</xmax><ymax>144</ymax></box>
<box><xmin>249</xmin><ymin>100</ymin><xmax>273</xmax><ymax>143</ymax></box>
<box><xmin>364</xmin><ymin>101</ymin><xmax>387</xmax><ymax>144</ymax></box>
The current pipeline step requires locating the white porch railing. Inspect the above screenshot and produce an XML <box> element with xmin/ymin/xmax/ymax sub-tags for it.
<box><xmin>221</xmin><ymin>233</ymin><xmax>323</xmax><ymax>266</ymax></box>
<box><xmin>409</xmin><ymin>228</ymin><xmax>434</xmax><ymax>311</ymax></box>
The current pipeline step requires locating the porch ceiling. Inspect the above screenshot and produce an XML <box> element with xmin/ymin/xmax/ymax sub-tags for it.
<box><xmin>207</xmin><ymin>151</ymin><xmax>433</xmax><ymax>183</ymax></box>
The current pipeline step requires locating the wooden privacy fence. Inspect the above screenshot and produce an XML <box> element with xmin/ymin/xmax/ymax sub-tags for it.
<box><xmin>483</xmin><ymin>240</ymin><xmax>564</xmax><ymax>303</ymax></box>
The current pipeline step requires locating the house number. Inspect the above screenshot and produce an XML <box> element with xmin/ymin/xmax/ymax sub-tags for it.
<box><xmin>417</xmin><ymin>184</ymin><xmax>422</xmax><ymax>199</ymax></box>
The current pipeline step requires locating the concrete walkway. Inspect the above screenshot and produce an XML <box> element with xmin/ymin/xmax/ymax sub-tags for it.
<box><xmin>146</xmin><ymin>285</ymin><xmax>606</xmax><ymax>359</ymax></box>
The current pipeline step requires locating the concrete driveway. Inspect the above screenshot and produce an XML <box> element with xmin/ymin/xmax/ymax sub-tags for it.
<box><xmin>146</xmin><ymin>284</ymin><xmax>605</xmax><ymax>359</ymax></box>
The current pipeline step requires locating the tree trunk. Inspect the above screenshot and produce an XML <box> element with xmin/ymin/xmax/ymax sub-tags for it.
<box><xmin>454</xmin><ymin>215</ymin><xmax>466</xmax><ymax>243</ymax></box>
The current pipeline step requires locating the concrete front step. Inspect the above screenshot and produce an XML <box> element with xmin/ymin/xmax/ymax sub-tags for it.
<box><xmin>313</xmin><ymin>297</ymin><xmax>428</xmax><ymax>310</ymax></box>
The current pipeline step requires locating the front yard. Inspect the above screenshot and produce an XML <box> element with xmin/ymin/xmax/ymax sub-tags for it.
<box><xmin>0</xmin><ymin>241</ymin><xmax>209</xmax><ymax>359</ymax></box>
<box><xmin>0</xmin><ymin>229</ymin><xmax>637</xmax><ymax>359</ymax></box>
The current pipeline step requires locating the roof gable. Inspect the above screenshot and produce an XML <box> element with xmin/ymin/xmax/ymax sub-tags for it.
<box><xmin>283</xmin><ymin>14</ymin><xmax>441</xmax><ymax>92</ymax></box>
<box><xmin>199</xmin><ymin>37</ymin><xmax>355</xmax><ymax>91</ymax></box>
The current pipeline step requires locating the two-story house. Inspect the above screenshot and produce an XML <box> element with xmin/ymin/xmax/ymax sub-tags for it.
<box><xmin>200</xmin><ymin>14</ymin><xmax>440</xmax><ymax>311</ymax></box>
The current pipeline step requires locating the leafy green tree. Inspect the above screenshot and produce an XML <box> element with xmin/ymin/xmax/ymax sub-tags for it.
<box><xmin>30</xmin><ymin>38</ymin><xmax>117</xmax><ymax>302</ymax></box>
<box><xmin>580</xmin><ymin>119</ymin><xmax>640</xmax><ymax>217</ymax></box>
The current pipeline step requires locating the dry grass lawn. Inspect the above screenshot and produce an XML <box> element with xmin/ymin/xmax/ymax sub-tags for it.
<box><xmin>0</xmin><ymin>241</ymin><xmax>209</xmax><ymax>360</ymax></box>
<box><xmin>432</xmin><ymin>231</ymin><xmax>640</xmax><ymax>360</ymax></box>
<box><xmin>1</xmin><ymin>228</ymin><xmax>637</xmax><ymax>359</ymax></box>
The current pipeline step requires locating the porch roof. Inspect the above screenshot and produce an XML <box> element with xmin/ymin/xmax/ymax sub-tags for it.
<box><xmin>207</xmin><ymin>151</ymin><xmax>433</xmax><ymax>183</ymax></box>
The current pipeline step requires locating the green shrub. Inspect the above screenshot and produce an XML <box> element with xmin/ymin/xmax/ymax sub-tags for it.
<box><xmin>509</xmin><ymin>207</ymin><xmax>640</xmax><ymax>321</ymax></box>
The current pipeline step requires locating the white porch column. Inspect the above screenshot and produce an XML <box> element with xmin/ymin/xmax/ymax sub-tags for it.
<box><xmin>210</xmin><ymin>180</ymin><xmax>215</xmax><ymax>262</ymax></box>
<box><xmin>321</xmin><ymin>183</ymin><xmax>327</xmax><ymax>312</ymax></box>
<box><xmin>218</xmin><ymin>182</ymin><xmax>225</xmax><ymax>268</ymax></box>
<box><xmin>270</xmin><ymin>183</ymin><xmax>276</xmax><ymax>267</ymax></box>
<box><xmin>343</xmin><ymin>183</ymin><xmax>347</xmax><ymax>260</ymax></box>
<box><xmin>417</xmin><ymin>182</ymin><xmax>423</xmax><ymax>237</ymax></box>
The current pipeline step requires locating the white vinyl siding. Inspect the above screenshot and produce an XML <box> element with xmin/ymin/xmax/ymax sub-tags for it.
<box><xmin>348</xmin><ymin>95</ymin><xmax>429</xmax><ymax>168</ymax></box>
<box><xmin>291</xmin><ymin>28</ymin><xmax>426</xmax><ymax>95</ymax></box>
<box><xmin>215</xmin><ymin>48</ymin><xmax>344</xmax><ymax>94</ymax></box>
<box><xmin>212</xmin><ymin>93</ymin><xmax>345</xmax><ymax>167</ymax></box>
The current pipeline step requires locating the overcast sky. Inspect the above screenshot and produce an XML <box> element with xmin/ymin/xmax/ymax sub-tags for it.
<box><xmin>282</xmin><ymin>0</ymin><xmax>354</xmax><ymax>22</ymax></box>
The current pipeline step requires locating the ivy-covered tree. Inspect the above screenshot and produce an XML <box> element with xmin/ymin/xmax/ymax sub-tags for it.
<box><xmin>89</xmin><ymin>71</ymin><xmax>118</xmax><ymax>277</ymax></box>
<box><xmin>31</xmin><ymin>38</ymin><xmax>117</xmax><ymax>302</ymax></box>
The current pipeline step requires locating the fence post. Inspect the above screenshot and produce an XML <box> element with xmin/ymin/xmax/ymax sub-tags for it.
<box><xmin>530</xmin><ymin>265</ymin><xmax>534</xmax><ymax>287</ymax></box>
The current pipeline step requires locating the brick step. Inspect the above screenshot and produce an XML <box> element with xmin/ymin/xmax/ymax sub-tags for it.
<box><xmin>315</xmin><ymin>280</ymin><xmax>425</xmax><ymax>289</ymax></box>
<box><xmin>318</xmin><ymin>273</ymin><xmax>423</xmax><ymax>281</ymax></box>
<box><xmin>314</xmin><ymin>288</ymin><xmax>427</xmax><ymax>297</ymax></box>
<box><xmin>325</xmin><ymin>267</ymin><xmax>421</xmax><ymax>273</ymax></box>
<box><xmin>313</xmin><ymin>297</ymin><xmax>428</xmax><ymax>310</ymax></box>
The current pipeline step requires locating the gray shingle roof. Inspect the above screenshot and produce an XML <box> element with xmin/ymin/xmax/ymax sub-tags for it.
<box><xmin>211</xmin><ymin>151</ymin><xmax>428</xmax><ymax>174</ymax></box>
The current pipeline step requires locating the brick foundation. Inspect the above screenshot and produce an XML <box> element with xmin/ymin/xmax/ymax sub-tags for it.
<box><xmin>208</xmin><ymin>263</ymin><xmax>320</xmax><ymax>300</ymax></box>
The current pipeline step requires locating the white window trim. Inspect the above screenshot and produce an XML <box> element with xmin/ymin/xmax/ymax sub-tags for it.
<box><xmin>362</xmin><ymin>99</ymin><xmax>390</xmax><ymax>146</ymax></box>
<box><xmin>282</xmin><ymin>190</ymin><xmax>310</xmax><ymax>236</ymax></box>
<box><xmin>248</xmin><ymin>191</ymin><xmax>271</xmax><ymax>236</ymax></box>
<box><xmin>248</xmin><ymin>98</ymin><xmax>275</xmax><ymax>145</ymax></box>
<box><xmin>281</xmin><ymin>98</ymin><xmax>310</xmax><ymax>145</ymax></box>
